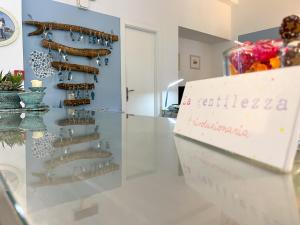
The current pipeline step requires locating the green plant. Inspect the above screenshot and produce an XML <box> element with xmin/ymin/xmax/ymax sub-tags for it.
<box><xmin>0</xmin><ymin>130</ymin><xmax>25</xmax><ymax>148</ymax></box>
<box><xmin>0</xmin><ymin>71</ymin><xmax>23</xmax><ymax>91</ymax></box>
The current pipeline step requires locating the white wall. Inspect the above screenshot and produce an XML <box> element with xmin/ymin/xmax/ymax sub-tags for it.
<box><xmin>175</xmin><ymin>0</ymin><xmax>231</xmax><ymax>39</ymax></box>
<box><xmin>211</xmin><ymin>41</ymin><xmax>234</xmax><ymax>76</ymax></box>
<box><xmin>0</xmin><ymin>0</ymin><xmax>23</xmax><ymax>72</ymax></box>
<box><xmin>179</xmin><ymin>38</ymin><xmax>213</xmax><ymax>84</ymax></box>
<box><xmin>232</xmin><ymin>0</ymin><xmax>300</xmax><ymax>38</ymax></box>
<box><xmin>55</xmin><ymin>0</ymin><xmax>232</xmax><ymax>107</ymax></box>
<box><xmin>0</xmin><ymin>0</ymin><xmax>232</xmax><ymax>108</ymax></box>
<box><xmin>179</xmin><ymin>38</ymin><xmax>234</xmax><ymax>83</ymax></box>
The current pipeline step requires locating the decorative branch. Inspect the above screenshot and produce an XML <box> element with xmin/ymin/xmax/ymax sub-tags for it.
<box><xmin>42</xmin><ymin>39</ymin><xmax>111</xmax><ymax>58</ymax></box>
<box><xmin>31</xmin><ymin>163</ymin><xmax>120</xmax><ymax>187</ymax></box>
<box><xmin>64</xmin><ymin>99</ymin><xmax>91</xmax><ymax>107</ymax></box>
<box><xmin>45</xmin><ymin>148</ymin><xmax>112</xmax><ymax>169</ymax></box>
<box><xmin>57</xmin><ymin>118</ymin><xmax>95</xmax><ymax>126</ymax></box>
<box><xmin>57</xmin><ymin>83</ymin><xmax>95</xmax><ymax>90</ymax></box>
<box><xmin>52</xmin><ymin>132</ymin><xmax>100</xmax><ymax>148</ymax></box>
<box><xmin>51</xmin><ymin>62</ymin><xmax>99</xmax><ymax>75</ymax></box>
<box><xmin>24</xmin><ymin>20</ymin><xmax>119</xmax><ymax>42</ymax></box>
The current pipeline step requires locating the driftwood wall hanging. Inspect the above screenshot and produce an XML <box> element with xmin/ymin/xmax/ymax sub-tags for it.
<box><xmin>25</xmin><ymin>20</ymin><xmax>119</xmax><ymax>109</ymax></box>
<box><xmin>64</xmin><ymin>99</ymin><xmax>91</xmax><ymax>107</ymax></box>
<box><xmin>52</xmin><ymin>132</ymin><xmax>100</xmax><ymax>148</ymax></box>
<box><xmin>51</xmin><ymin>62</ymin><xmax>99</xmax><ymax>75</ymax></box>
<box><xmin>25</xmin><ymin>21</ymin><xmax>119</xmax><ymax>42</ymax></box>
<box><xmin>31</xmin><ymin>163</ymin><xmax>120</xmax><ymax>187</ymax></box>
<box><xmin>42</xmin><ymin>39</ymin><xmax>111</xmax><ymax>58</ymax></box>
<box><xmin>45</xmin><ymin>148</ymin><xmax>112</xmax><ymax>169</ymax></box>
<box><xmin>56</xmin><ymin>117</ymin><xmax>95</xmax><ymax>126</ymax></box>
<box><xmin>57</xmin><ymin>83</ymin><xmax>95</xmax><ymax>90</ymax></box>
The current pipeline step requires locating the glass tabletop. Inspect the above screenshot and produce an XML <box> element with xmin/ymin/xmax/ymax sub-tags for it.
<box><xmin>0</xmin><ymin>109</ymin><xmax>299</xmax><ymax>225</ymax></box>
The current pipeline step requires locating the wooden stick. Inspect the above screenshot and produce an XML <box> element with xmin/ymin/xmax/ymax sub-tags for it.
<box><xmin>52</xmin><ymin>132</ymin><xmax>100</xmax><ymax>148</ymax></box>
<box><xmin>45</xmin><ymin>148</ymin><xmax>112</xmax><ymax>169</ymax></box>
<box><xmin>25</xmin><ymin>20</ymin><xmax>119</xmax><ymax>42</ymax></box>
<box><xmin>58</xmin><ymin>83</ymin><xmax>95</xmax><ymax>90</ymax></box>
<box><xmin>31</xmin><ymin>163</ymin><xmax>120</xmax><ymax>187</ymax></box>
<box><xmin>51</xmin><ymin>61</ymin><xmax>99</xmax><ymax>75</ymax></box>
<box><xmin>42</xmin><ymin>39</ymin><xmax>111</xmax><ymax>58</ymax></box>
<box><xmin>64</xmin><ymin>99</ymin><xmax>91</xmax><ymax>106</ymax></box>
<box><xmin>57</xmin><ymin>118</ymin><xmax>96</xmax><ymax>126</ymax></box>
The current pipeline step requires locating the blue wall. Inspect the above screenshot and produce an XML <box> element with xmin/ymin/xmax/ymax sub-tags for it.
<box><xmin>238</xmin><ymin>27</ymin><xmax>280</xmax><ymax>42</ymax></box>
<box><xmin>22</xmin><ymin>0</ymin><xmax>121</xmax><ymax>112</ymax></box>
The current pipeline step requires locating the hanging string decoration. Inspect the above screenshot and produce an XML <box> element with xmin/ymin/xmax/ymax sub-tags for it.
<box><xmin>32</xmin><ymin>132</ymin><xmax>57</xmax><ymax>159</ymax></box>
<box><xmin>29</xmin><ymin>50</ymin><xmax>55</xmax><ymax>79</ymax></box>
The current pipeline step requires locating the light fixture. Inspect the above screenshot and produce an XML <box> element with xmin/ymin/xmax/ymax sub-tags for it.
<box><xmin>77</xmin><ymin>0</ymin><xmax>96</xmax><ymax>9</ymax></box>
<box><xmin>164</xmin><ymin>79</ymin><xmax>184</xmax><ymax>108</ymax></box>
<box><xmin>219</xmin><ymin>0</ymin><xmax>239</xmax><ymax>5</ymax></box>
<box><xmin>77</xmin><ymin>0</ymin><xmax>89</xmax><ymax>10</ymax></box>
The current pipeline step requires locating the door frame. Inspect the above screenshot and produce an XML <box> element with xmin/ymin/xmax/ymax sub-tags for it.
<box><xmin>121</xmin><ymin>20</ymin><xmax>160</xmax><ymax>117</ymax></box>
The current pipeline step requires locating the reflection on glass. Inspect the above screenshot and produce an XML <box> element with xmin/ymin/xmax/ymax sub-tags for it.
<box><xmin>174</xmin><ymin>135</ymin><xmax>300</xmax><ymax>225</ymax></box>
<box><xmin>0</xmin><ymin>112</ymin><xmax>25</xmax><ymax>149</ymax></box>
<box><xmin>23</xmin><ymin>109</ymin><xmax>122</xmax><ymax>213</ymax></box>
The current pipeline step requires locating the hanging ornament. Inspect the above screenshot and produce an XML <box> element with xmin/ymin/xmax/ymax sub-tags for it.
<box><xmin>41</xmin><ymin>25</ymin><xmax>48</xmax><ymax>39</ymax></box>
<box><xmin>96</xmin><ymin>55</ymin><xmax>102</xmax><ymax>67</ymax></box>
<box><xmin>105</xmin><ymin>38</ymin><xmax>109</xmax><ymax>47</ymax></box>
<box><xmin>78</xmin><ymin>29</ymin><xmax>84</xmax><ymax>42</ymax></box>
<box><xmin>76</xmin><ymin>89</ymin><xmax>80</xmax><ymax>99</ymax></box>
<box><xmin>105</xmin><ymin>58</ymin><xmax>109</xmax><ymax>66</ymax></box>
<box><xmin>100</xmin><ymin>34</ymin><xmax>105</xmax><ymax>46</ymax></box>
<box><xmin>47</xmin><ymin>44</ymin><xmax>53</xmax><ymax>60</ymax></box>
<box><xmin>94</xmin><ymin>125</ymin><xmax>99</xmax><ymax>133</ymax></box>
<box><xmin>91</xmin><ymin>90</ymin><xmax>95</xmax><ymax>100</ymax></box>
<box><xmin>97</xmin><ymin>141</ymin><xmax>103</xmax><ymax>149</ymax></box>
<box><xmin>70</xmin><ymin>28</ymin><xmax>75</xmax><ymax>41</ymax></box>
<box><xmin>57</xmin><ymin>66</ymin><xmax>64</xmax><ymax>82</ymax></box>
<box><xmin>94</xmin><ymin>73</ymin><xmax>98</xmax><ymax>83</ymax></box>
<box><xmin>62</xmin><ymin>49</ymin><xmax>69</xmax><ymax>62</ymax></box>
<box><xmin>92</xmin><ymin>33</ymin><xmax>97</xmax><ymax>44</ymax></box>
<box><xmin>67</xmin><ymin>68</ymin><xmax>72</xmax><ymax>81</ymax></box>
<box><xmin>47</xmin><ymin>25</ymin><xmax>53</xmax><ymax>41</ymax></box>
<box><xmin>59</xmin><ymin>100</ymin><xmax>63</xmax><ymax>108</ymax></box>
<box><xmin>88</xmin><ymin>31</ymin><xmax>93</xmax><ymax>44</ymax></box>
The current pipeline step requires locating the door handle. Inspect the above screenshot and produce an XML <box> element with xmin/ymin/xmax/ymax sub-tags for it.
<box><xmin>126</xmin><ymin>87</ymin><xmax>135</xmax><ymax>102</ymax></box>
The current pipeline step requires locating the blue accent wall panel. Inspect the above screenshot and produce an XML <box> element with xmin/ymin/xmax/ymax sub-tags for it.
<box><xmin>22</xmin><ymin>0</ymin><xmax>121</xmax><ymax>111</ymax></box>
<box><xmin>238</xmin><ymin>27</ymin><xmax>280</xmax><ymax>42</ymax></box>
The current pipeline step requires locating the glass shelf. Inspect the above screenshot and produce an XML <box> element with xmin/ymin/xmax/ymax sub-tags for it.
<box><xmin>0</xmin><ymin>109</ymin><xmax>299</xmax><ymax>225</ymax></box>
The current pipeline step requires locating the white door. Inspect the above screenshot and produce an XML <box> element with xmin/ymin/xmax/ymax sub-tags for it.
<box><xmin>125</xmin><ymin>26</ymin><xmax>156</xmax><ymax>117</ymax></box>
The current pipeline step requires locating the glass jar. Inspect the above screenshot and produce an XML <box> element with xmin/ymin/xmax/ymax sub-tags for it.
<box><xmin>282</xmin><ymin>40</ymin><xmax>300</xmax><ymax>67</ymax></box>
<box><xmin>223</xmin><ymin>40</ymin><xmax>282</xmax><ymax>76</ymax></box>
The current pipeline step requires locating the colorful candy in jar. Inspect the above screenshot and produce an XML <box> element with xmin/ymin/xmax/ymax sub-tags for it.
<box><xmin>252</xmin><ymin>40</ymin><xmax>280</xmax><ymax>62</ymax></box>
<box><xmin>229</xmin><ymin>42</ymin><xmax>255</xmax><ymax>74</ymax></box>
<box><xmin>229</xmin><ymin>39</ymin><xmax>281</xmax><ymax>75</ymax></box>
